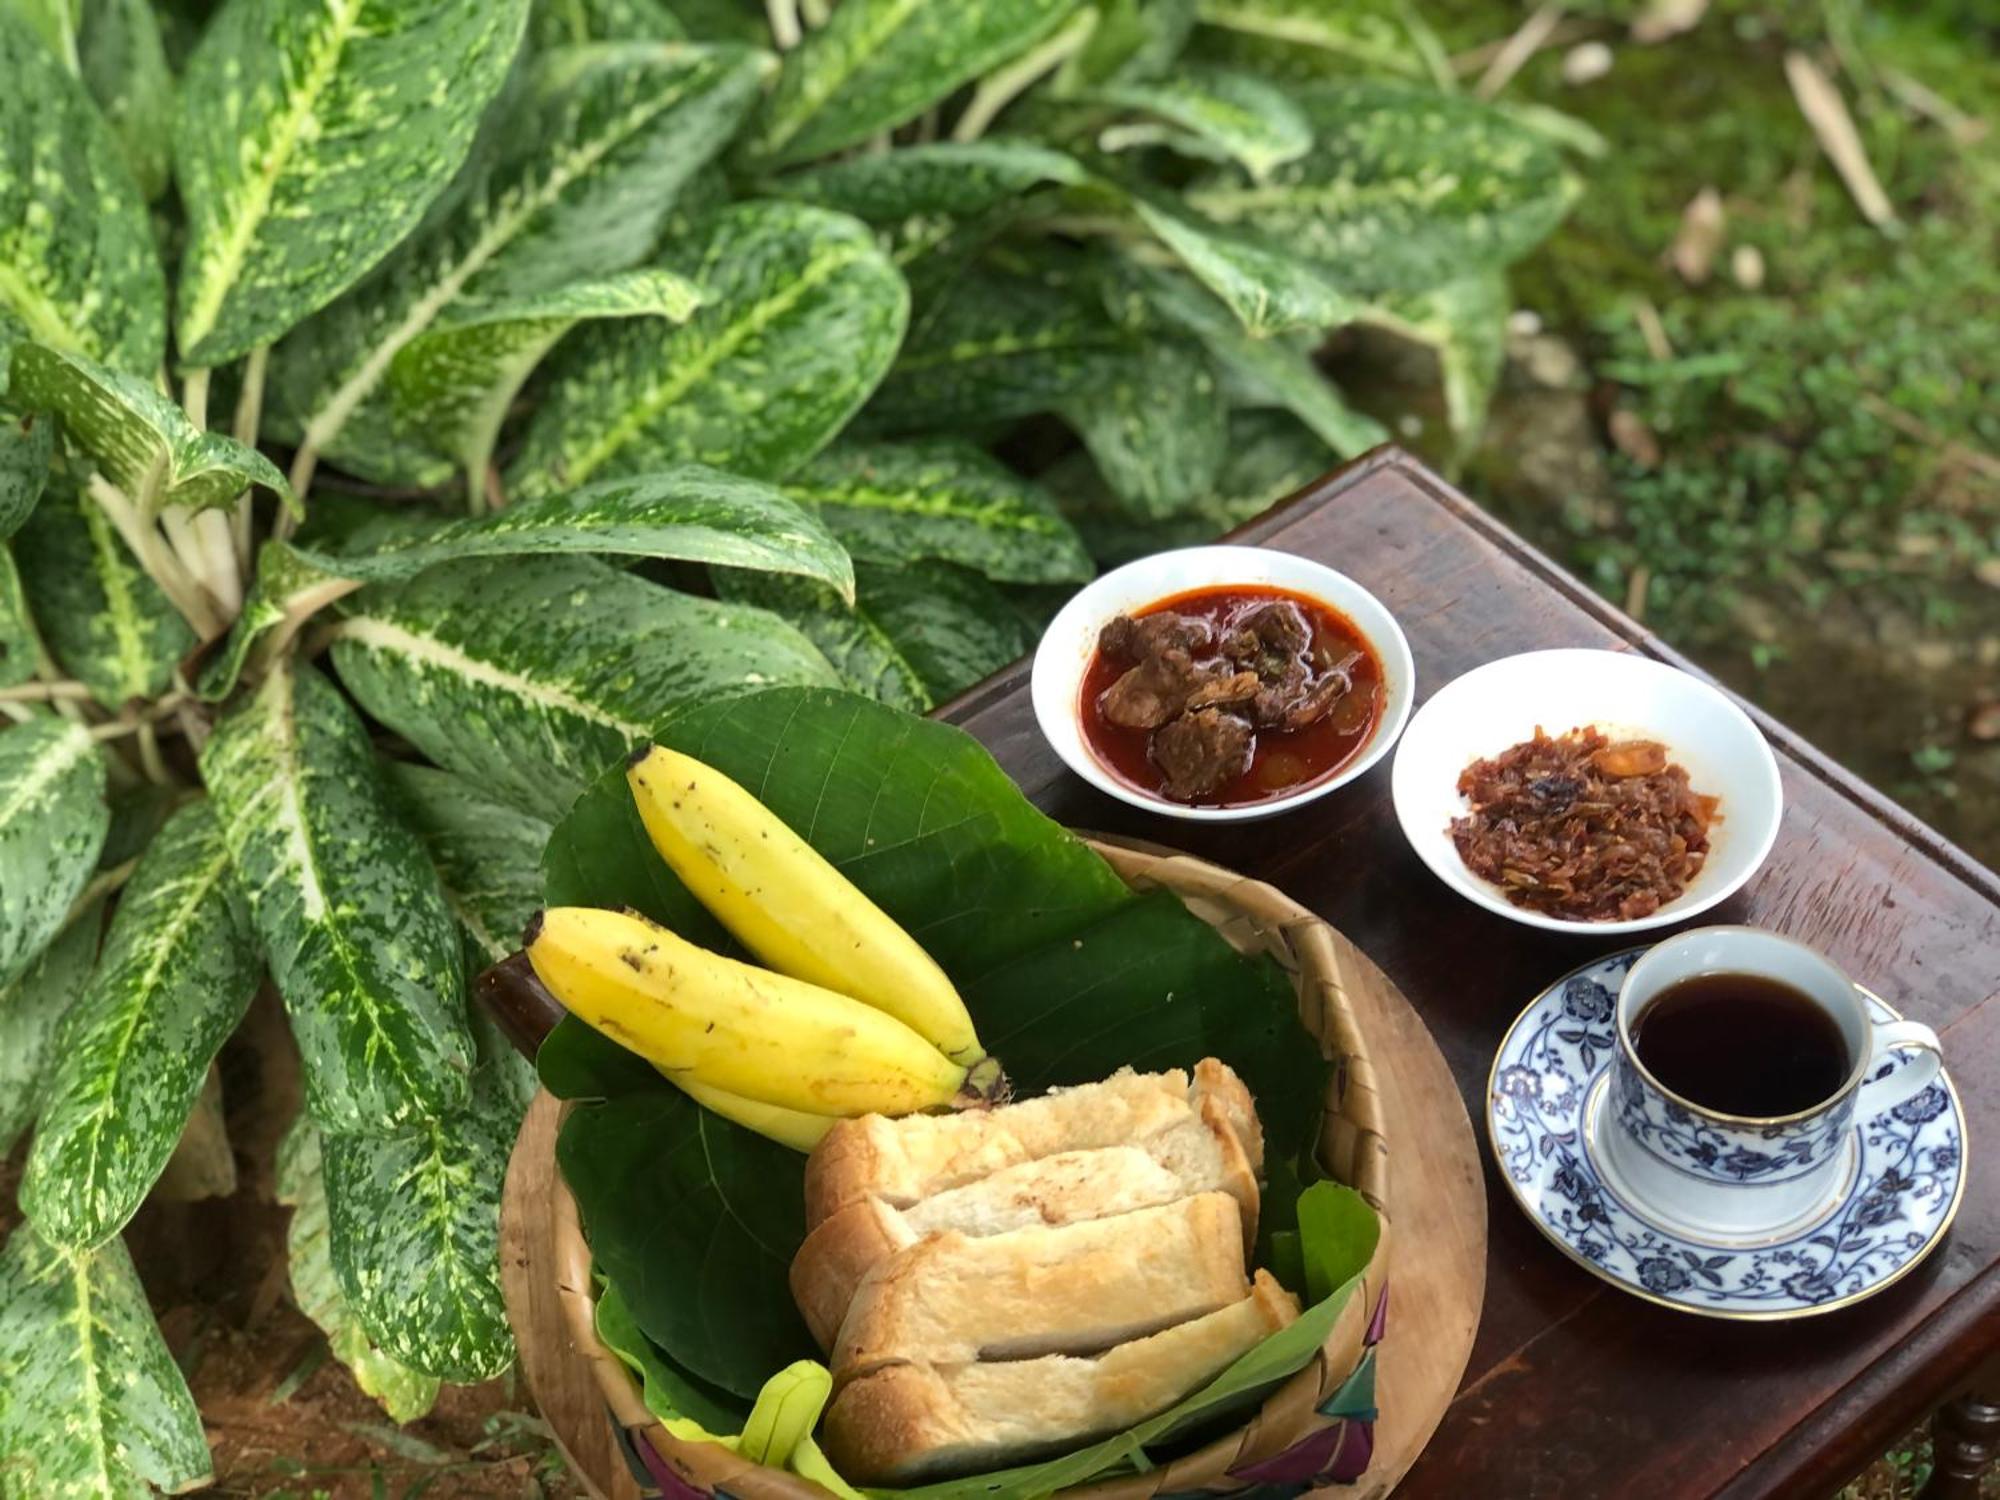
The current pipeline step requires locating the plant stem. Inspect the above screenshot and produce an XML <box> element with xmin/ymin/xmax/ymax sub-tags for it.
<box><xmin>87</xmin><ymin>475</ymin><xmax>225</xmax><ymax>638</ymax></box>
<box><xmin>68</xmin><ymin>858</ymin><xmax>139</xmax><ymax>920</ymax></box>
<box><xmin>952</xmin><ymin>9</ymin><xmax>1096</xmax><ymax>142</ymax></box>
<box><xmin>799</xmin><ymin>0</ymin><xmax>828</xmax><ymax>25</ymax></box>
<box><xmin>244</xmin><ymin>577</ymin><xmax>362</xmax><ymax>680</ymax></box>
<box><xmin>182</xmin><ymin>368</ymin><xmax>211</xmax><ymax>431</ymax></box>
<box><xmin>230</xmin><ymin>347</ymin><xmax>269</xmax><ymax>574</ymax></box>
<box><xmin>765</xmin><ymin>0</ymin><xmax>801</xmax><ymax>47</ymax></box>
<box><xmin>0</xmin><ymin>680</ymin><xmax>95</xmax><ymax>703</ymax></box>
<box><xmin>160</xmin><ymin>508</ymin><xmax>232</xmax><ymax>625</ymax></box>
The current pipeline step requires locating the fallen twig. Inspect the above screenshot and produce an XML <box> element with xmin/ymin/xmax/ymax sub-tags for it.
<box><xmin>1474</xmin><ymin>2</ymin><xmax>1565</xmax><ymax>100</ymax></box>
<box><xmin>1785</xmin><ymin>51</ymin><xmax>1897</xmax><ymax>230</ymax></box>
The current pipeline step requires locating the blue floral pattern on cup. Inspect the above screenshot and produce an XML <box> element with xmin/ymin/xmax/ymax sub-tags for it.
<box><xmin>1610</xmin><ymin>1051</ymin><xmax>1854</xmax><ymax>1186</ymax></box>
<box><xmin>1490</xmin><ymin>950</ymin><xmax>1963</xmax><ymax>1316</ymax></box>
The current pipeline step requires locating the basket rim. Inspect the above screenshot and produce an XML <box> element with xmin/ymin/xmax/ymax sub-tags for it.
<box><xmin>549</xmin><ymin>834</ymin><xmax>1391</xmax><ymax>1499</ymax></box>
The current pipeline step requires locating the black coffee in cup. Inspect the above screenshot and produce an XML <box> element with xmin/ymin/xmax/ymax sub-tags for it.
<box><xmin>1631</xmin><ymin>973</ymin><xmax>1852</xmax><ymax>1117</ymax></box>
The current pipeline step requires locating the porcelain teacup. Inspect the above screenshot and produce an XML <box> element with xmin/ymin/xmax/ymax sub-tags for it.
<box><xmin>1597</xmin><ymin>927</ymin><xmax>1943</xmax><ymax>1239</ymax></box>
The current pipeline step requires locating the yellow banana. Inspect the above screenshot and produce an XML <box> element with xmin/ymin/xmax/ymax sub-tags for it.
<box><xmin>526</xmin><ymin>907</ymin><xmax>987</xmax><ymax>1117</ymax></box>
<box><xmin>671</xmin><ymin>1074</ymin><xmax>837</xmax><ymax>1152</ymax></box>
<box><xmin>627</xmin><ymin>744</ymin><xmax>985</xmax><ymax>1066</ymax></box>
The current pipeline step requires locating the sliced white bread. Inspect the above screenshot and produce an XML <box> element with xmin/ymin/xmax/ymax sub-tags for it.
<box><xmin>791</xmin><ymin>1107</ymin><xmax>1261</xmax><ymax>1351</ymax></box>
<box><xmin>824</xmin><ymin>1270</ymin><xmax>1302</xmax><ymax>1484</ymax></box>
<box><xmin>804</xmin><ymin>1061</ymin><xmax>1262</xmax><ymax>1228</ymax></box>
<box><xmin>830</xmin><ymin>1191</ymin><xmax>1249</xmax><ymax>1376</ymax></box>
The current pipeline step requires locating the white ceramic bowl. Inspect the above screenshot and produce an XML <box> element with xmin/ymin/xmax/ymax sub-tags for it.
<box><xmin>1390</xmin><ymin>648</ymin><xmax>1783</xmax><ymax>934</ymax></box>
<box><xmin>1031</xmin><ymin>546</ymin><xmax>1416</xmax><ymax>823</ymax></box>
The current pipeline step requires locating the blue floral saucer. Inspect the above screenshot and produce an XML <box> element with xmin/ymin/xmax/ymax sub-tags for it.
<box><xmin>1488</xmin><ymin>950</ymin><xmax>1966</xmax><ymax>1319</ymax></box>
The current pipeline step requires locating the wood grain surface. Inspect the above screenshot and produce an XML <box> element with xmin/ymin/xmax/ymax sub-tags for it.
<box><xmin>936</xmin><ymin>447</ymin><xmax>2000</xmax><ymax>1500</ymax></box>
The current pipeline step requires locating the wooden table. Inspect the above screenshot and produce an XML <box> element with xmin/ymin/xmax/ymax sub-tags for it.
<box><xmin>937</xmin><ymin>448</ymin><xmax>2000</xmax><ymax>1499</ymax></box>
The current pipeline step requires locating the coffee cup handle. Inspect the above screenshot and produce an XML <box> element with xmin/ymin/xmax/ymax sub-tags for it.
<box><xmin>1857</xmin><ymin>1019</ymin><xmax>1944</xmax><ymax>1116</ymax></box>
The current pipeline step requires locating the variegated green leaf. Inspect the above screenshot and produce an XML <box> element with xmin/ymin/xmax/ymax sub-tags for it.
<box><xmin>8</xmin><ymin>344</ymin><xmax>293</xmax><ymax>512</ymax></box>
<box><xmin>387</xmin><ymin>268</ymin><xmax>704</xmax><ymax>483</ymax></box>
<box><xmin>190</xmin><ymin>536</ymin><xmax>350</xmax><ymax>703</ymax></box>
<box><xmin>868</xmin><ymin>265</ymin><xmax>1133</xmax><ymax>430</ymax></box>
<box><xmin>276</xmin><ymin>1119</ymin><xmax>440</xmax><ymax>1422</ymax></box>
<box><xmin>1111</xmin><ymin>258</ymin><xmax>1383</xmax><ymax>456</ymax></box>
<box><xmin>268</xmin><ymin>41</ymin><xmax>765</xmax><ymax>486</ymax></box>
<box><xmin>327</xmin><ymin>555</ymin><xmax>838</xmax><ymax>819</ymax></box>
<box><xmin>322</xmin><ymin>1046</ymin><xmax>518</xmax><ymax>1381</ymax></box>
<box><xmin>1359</xmin><ymin>269</ymin><xmax>1508</xmax><ymax>448</ymax></box>
<box><xmin>1056</xmin><ymin>0</ymin><xmax>1194</xmax><ymax>89</ymax></box>
<box><xmin>527</xmin><ymin>0</ymin><xmax>683</xmax><ymax>48</ymax></box>
<box><xmin>0</xmin><ymin>900</ymin><xmax>102</xmax><ymax>1156</ymax></box>
<box><xmin>3</xmin><ymin>0</ymin><xmax>80</xmax><ymax>61</ymax></box>
<box><xmin>20</xmin><ymin>803</ymin><xmax>261</xmax><ymax>1252</ymax></box>
<box><xmin>199</xmin><ymin>660</ymin><xmax>472</xmax><ymax>1132</ymax></box>
<box><xmin>1127</xmin><ymin>193</ymin><xmax>1359</xmax><ymax>337</ymax></box>
<box><xmin>1060</xmin><ymin>339</ymin><xmax>1224</xmax><ymax>517</ymax></box>
<box><xmin>0</xmin><ymin>1227</ymin><xmax>211</xmax><ymax>1498</ymax></box>
<box><xmin>1185</xmin><ymin>80</ymin><xmax>1576</xmax><ymax>297</ymax></box>
<box><xmin>1194</xmin><ymin>0</ymin><xmax>1430</xmax><ymax>78</ymax></box>
<box><xmin>0</xmin><ymin>407</ymin><xmax>53</xmax><ymax>536</ymax></box>
<box><xmin>509</xmin><ymin>201</ymin><xmax>908</xmax><ymax>498</ymax></box>
<box><xmin>77</xmin><ymin>0</ymin><xmax>175</xmax><ymax>202</ymax></box>
<box><xmin>296</xmin><ymin>466</ymin><xmax>854</xmax><ymax>593</ymax></box>
<box><xmin>746</xmin><ymin>0</ymin><xmax>1084</xmax><ymax>167</ymax></box>
<box><xmin>719</xmin><ymin>560</ymin><xmax>1027</xmax><ymax>710</ymax></box>
<box><xmin>1090</xmin><ymin>67</ymin><xmax>1308</xmax><ymax>178</ymax></box>
<box><xmin>382</xmin><ymin>761</ymin><xmax>548</xmax><ymax>967</ymax></box>
<box><xmin>15</xmin><ymin>474</ymin><xmax>196</xmax><ymax>708</ymax></box>
<box><xmin>664</xmin><ymin>0</ymin><xmax>763</xmax><ymax>42</ymax></box>
<box><xmin>1053</xmin><ymin>407</ymin><xmax>1332</xmax><ymax>562</ymax></box>
<box><xmin>768</xmin><ymin>140</ymin><xmax>1085</xmax><ymax>222</ymax></box>
<box><xmin>173</xmin><ymin>0</ymin><xmax>530</xmax><ymax>365</ymax></box>
<box><xmin>784</xmin><ymin>440</ymin><xmax>1090</xmax><ymax>584</ymax></box>
<box><xmin>0</xmin><ymin>547</ymin><xmax>37</xmax><ymax>690</ymax></box>
<box><xmin>0</xmin><ymin>717</ymin><xmax>107</xmax><ymax>987</ymax></box>
<box><xmin>0</xmin><ymin>9</ymin><xmax>164</xmax><ymax>373</ymax></box>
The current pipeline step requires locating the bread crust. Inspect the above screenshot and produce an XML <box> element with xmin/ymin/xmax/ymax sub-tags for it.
<box><xmin>823</xmin><ymin>1270</ymin><xmax>1302</xmax><ymax>1484</ymax></box>
<box><xmin>831</xmin><ymin>1192</ymin><xmax>1249</xmax><ymax>1376</ymax></box>
<box><xmin>790</xmin><ymin>1198</ymin><xmax>915</xmax><ymax>1352</ymax></box>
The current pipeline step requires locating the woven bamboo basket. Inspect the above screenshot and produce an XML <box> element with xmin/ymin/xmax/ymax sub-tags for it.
<box><xmin>547</xmin><ymin>838</ymin><xmax>1392</xmax><ymax>1499</ymax></box>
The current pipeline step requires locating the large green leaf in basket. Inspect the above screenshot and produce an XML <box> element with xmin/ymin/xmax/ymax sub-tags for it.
<box><xmin>538</xmin><ymin>687</ymin><xmax>1338</xmax><ymax>1412</ymax></box>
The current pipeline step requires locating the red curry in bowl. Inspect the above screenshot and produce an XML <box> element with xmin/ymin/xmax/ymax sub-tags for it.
<box><xmin>1079</xmin><ymin>585</ymin><xmax>1384</xmax><ymax>807</ymax></box>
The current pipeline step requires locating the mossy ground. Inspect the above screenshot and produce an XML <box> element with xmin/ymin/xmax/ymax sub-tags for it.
<box><xmin>1390</xmin><ymin>1</ymin><xmax>2000</xmax><ymax>867</ymax></box>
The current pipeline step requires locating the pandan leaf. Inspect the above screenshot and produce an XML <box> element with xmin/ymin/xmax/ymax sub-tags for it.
<box><xmin>0</xmin><ymin>9</ymin><xmax>165</xmax><ymax>373</ymax></box>
<box><xmin>718</xmin><ymin>559</ymin><xmax>1029</xmax><ymax>711</ymax></box>
<box><xmin>321</xmin><ymin>1042</ymin><xmax>519</xmax><ymax>1381</ymax></box>
<box><xmin>326</xmin><ymin>554</ymin><xmax>838</xmax><ymax>820</ymax></box>
<box><xmin>15</xmin><ymin>474</ymin><xmax>196</xmax><ymax>708</ymax></box>
<box><xmin>387</xmin><ymin>268</ymin><xmax>705</xmax><ymax>484</ymax></box>
<box><xmin>1088</xmin><ymin>67</ymin><xmax>1309</xmax><ymax>178</ymax></box>
<box><xmin>8</xmin><ymin>343</ymin><xmax>294</xmax><ymax>512</ymax></box>
<box><xmin>782</xmin><ymin>440</ymin><xmax>1090</xmax><ymax>584</ymax></box>
<box><xmin>767</xmin><ymin>140</ymin><xmax>1086</xmax><ymax>223</ymax></box>
<box><xmin>21</xmin><ymin>801</ymin><xmax>262</xmax><ymax>1251</ymax></box>
<box><xmin>0</xmin><ymin>1227</ymin><xmax>211</xmax><ymax>1497</ymax></box>
<box><xmin>0</xmin><ymin>547</ymin><xmax>36</xmax><ymax>690</ymax></box>
<box><xmin>745</xmin><ymin>0</ymin><xmax>1084</xmax><ymax>167</ymax></box>
<box><xmin>277</xmin><ymin>1118</ymin><xmax>441</xmax><ymax>1423</ymax></box>
<box><xmin>1184</xmin><ymin>80</ymin><xmax>1576</xmax><ymax>297</ymax></box>
<box><xmin>1111</xmin><ymin>258</ymin><xmax>1383</xmax><ymax>456</ymax></box>
<box><xmin>1060</xmin><ymin>338</ymin><xmax>1226</xmax><ymax>518</ymax></box>
<box><xmin>0</xmin><ymin>900</ymin><xmax>103</xmax><ymax>1156</ymax></box>
<box><xmin>199</xmin><ymin>660</ymin><xmax>473</xmax><ymax>1132</ymax></box>
<box><xmin>0</xmin><ymin>717</ymin><xmax>107</xmax><ymax>987</ymax></box>
<box><xmin>77</xmin><ymin>0</ymin><xmax>175</xmax><ymax>202</ymax></box>
<box><xmin>867</xmin><ymin>266</ymin><xmax>1133</xmax><ymax>430</ymax></box>
<box><xmin>526</xmin><ymin>0</ymin><xmax>684</xmax><ymax>48</ymax></box>
<box><xmin>0</xmin><ymin>407</ymin><xmax>53</xmax><ymax>536</ymax></box>
<box><xmin>172</xmin><ymin>0</ymin><xmax>530</xmax><ymax>365</ymax></box>
<box><xmin>508</xmin><ymin>201</ymin><xmax>908</xmax><ymax>498</ymax></box>
<box><xmin>269</xmin><ymin>41</ymin><xmax>765</xmax><ymax>485</ymax></box>
<box><xmin>1359</xmin><ymin>269</ymin><xmax>1509</xmax><ymax>449</ymax></box>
